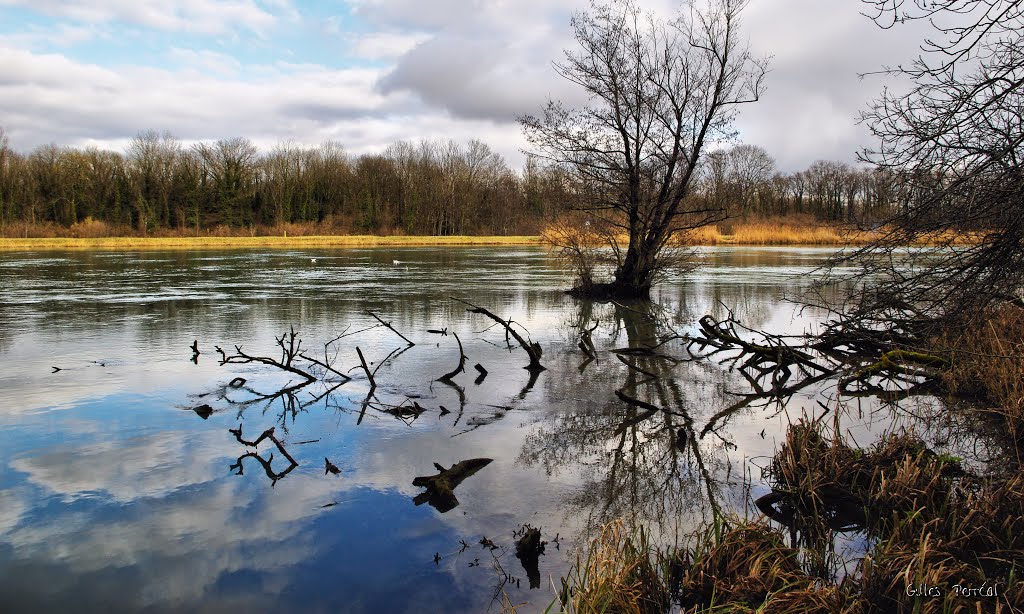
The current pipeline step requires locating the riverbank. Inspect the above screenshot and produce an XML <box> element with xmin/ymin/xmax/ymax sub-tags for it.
<box><xmin>0</xmin><ymin>221</ymin><xmax>863</xmax><ymax>250</ymax></box>
<box><xmin>556</xmin><ymin>305</ymin><xmax>1024</xmax><ymax>613</ymax></box>
<box><xmin>0</xmin><ymin>217</ymin><xmax>977</xmax><ymax>250</ymax></box>
<box><xmin>0</xmin><ymin>235</ymin><xmax>546</xmax><ymax>250</ymax></box>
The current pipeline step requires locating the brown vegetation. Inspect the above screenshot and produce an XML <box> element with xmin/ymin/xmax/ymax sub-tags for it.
<box><xmin>561</xmin><ymin>417</ymin><xmax>1023</xmax><ymax>613</ymax></box>
<box><xmin>934</xmin><ymin>305</ymin><xmax>1024</xmax><ymax>451</ymax></box>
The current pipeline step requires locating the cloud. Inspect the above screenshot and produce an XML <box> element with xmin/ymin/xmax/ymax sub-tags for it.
<box><xmin>0</xmin><ymin>0</ymin><xmax>286</xmax><ymax>36</ymax></box>
<box><xmin>347</xmin><ymin>31</ymin><xmax>431</xmax><ymax>61</ymax></box>
<box><xmin>733</xmin><ymin>0</ymin><xmax>930</xmax><ymax>171</ymax></box>
<box><xmin>0</xmin><ymin>0</ymin><xmax>947</xmax><ymax>173</ymax></box>
<box><xmin>0</xmin><ymin>46</ymin><xmax>404</xmax><ymax>146</ymax></box>
<box><xmin>0</xmin><ymin>43</ymin><xmax>543</xmax><ymax>167</ymax></box>
<box><xmin>0</xmin><ymin>22</ymin><xmax>102</xmax><ymax>50</ymax></box>
<box><xmin>366</xmin><ymin>0</ymin><xmax>590</xmax><ymax>121</ymax></box>
<box><xmin>10</xmin><ymin>431</ymin><xmax>227</xmax><ymax>502</ymax></box>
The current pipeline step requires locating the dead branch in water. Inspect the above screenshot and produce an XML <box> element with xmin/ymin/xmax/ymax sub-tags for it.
<box><xmin>216</xmin><ymin>326</ymin><xmax>316</xmax><ymax>384</ymax></box>
<box><xmin>578</xmin><ymin>319</ymin><xmax>599</xmax><ymax>360</ymax></box>
<box><xmin>229</xmin><ymin>451</ymin><xmax>297</xmax><ymax>486</ymax></box>
<box><xmin>228</xmin><ymin>424</ymin><xmax>298</xmax><ymax>465</ymax></box>
<box><xmin>452</xmin><ymin>297</ymin><xmax>545</xmax><ymax>372</ymax></box>
<box><xmin>438</xmin><ymin>331</ymin><xmax>467</xmax><ymax>383</ymax></box>
<box><xmin>366</xmin><ymin>311</ymin><xmax>415</xmax><ymax>347</ymax></box>
<box><xmin>615</xmin><ymin>353</ymin><xmax>660</xmax><ymax>379</ymax></box>
<box><xmin>355</xmin><ymin>347</ymin><xmax>376</xmax><ymax>390</ymax></box>
<box><xmin>474</xmin><ymin>363</ymin><xmax>488</xmax><ymax>385</ymax></box>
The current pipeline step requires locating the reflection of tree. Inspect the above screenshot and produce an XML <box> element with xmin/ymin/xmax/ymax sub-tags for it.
<box><xmin>521</xmin><ymin>301</ymin><xmax>735</xmax><ymax>533</ymax></box>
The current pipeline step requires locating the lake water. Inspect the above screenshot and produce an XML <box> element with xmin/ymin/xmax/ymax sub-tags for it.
<box><xmin>0</xmin><ymin>246</ymin><xmax>916</xmax><ymax>612</ymax></box>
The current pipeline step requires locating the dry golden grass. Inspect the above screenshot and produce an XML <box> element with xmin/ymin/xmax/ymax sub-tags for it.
<box><xmin>0</xmin><ymin>235</ymin><xmax>544</xmax><ymax>250</ymax></box>
<box><xmin>1</xmin><ymin>216</ymin><xmax>982</xmax><ymax>249</ymax></box>
<box><xmin>561</xmin><ymin>416</ymin><xmax>1023</xmax><ymax>612</ymax></box>
<box><xmin>673</xmin><ymin>216</ymin><xmax>873</xmax><ymax>246</ymax></box>
<box><xmin>933</xmin><ymin>305</ymin><xmax>1024</xmax><ymax>453</ymax></box>
<box><xmin>557</xmin><ymin>519</ymin><xmax>667</xmax><ymax>614</ymax></box>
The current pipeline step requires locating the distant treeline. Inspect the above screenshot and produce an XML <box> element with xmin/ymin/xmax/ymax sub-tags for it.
<box><xmin>0</xmin><ymin>129</ymin><xmax>911</xmax><ymax>236</ymax></box>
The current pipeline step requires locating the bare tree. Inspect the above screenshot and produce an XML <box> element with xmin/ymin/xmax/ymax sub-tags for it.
<box><xmin>726</xmin><ymin>143</ymin><xmax>775</xmax><ymax>218</ymax></box>
<box><xmin>127</xmin><ymin>130</ymin><xmax>180</xmax><ymax>232</ymax></box>
<box><xmin>521</xmin><ymin>0</ymin><xmax>767</xmax><ymax>298</ymax></box>
<box><xmin>840</xmin><ymin>0</ymin><xmax>1024</xmax><ymax>325</ymax></box>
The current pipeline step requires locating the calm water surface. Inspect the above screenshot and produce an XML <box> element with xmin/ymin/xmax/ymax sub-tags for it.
<box><xmin>0</xmin><ymin>246</ymin><xmax>909</xmax><ymax>612</ymax></box>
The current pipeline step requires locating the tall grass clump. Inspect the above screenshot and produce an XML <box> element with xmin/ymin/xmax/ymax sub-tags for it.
<box><xmin>936</xmin><ymin>305</ymin><xmax>1024</xmax><ymax>451</ymax></box>
<box><xmin>556</xmin><ymin>519</ymin><xmax>668</xmax><ymax>614</ymax></box>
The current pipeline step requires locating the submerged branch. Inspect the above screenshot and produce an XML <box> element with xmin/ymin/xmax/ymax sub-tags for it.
<box><xmin>453</xmin><ymin>297</ymin><xmax>545</xmax><ymax>372</ymax></box>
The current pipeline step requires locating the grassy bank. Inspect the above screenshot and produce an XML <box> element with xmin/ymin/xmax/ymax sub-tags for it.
<box><xmin>561</xmin><ymin>423</ymin><xmax>1022</xmax><ymax>613</ymax></box>
<box><xmin>0</xmin><ymin>216</ymin><xmax>980</xmax><ymax>250</ymax></box>
<box><xmin>557</xmin><ymin>306</ymin><xmax>1024</xmax><ymax>613</ymax></box>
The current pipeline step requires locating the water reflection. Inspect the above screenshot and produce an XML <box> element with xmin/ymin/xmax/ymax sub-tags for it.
<box><xmin>0</xmin><ymin>246</ymin><xmax>863</xmax><ymax>612</ymax></box>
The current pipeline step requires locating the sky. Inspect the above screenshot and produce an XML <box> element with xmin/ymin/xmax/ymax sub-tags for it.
<box><xmin>0</xmin><ymin>0</ymin><xmax>930</xmax><ymax>172</ymax></box>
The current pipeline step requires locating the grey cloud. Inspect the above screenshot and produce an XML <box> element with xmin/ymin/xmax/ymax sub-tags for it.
<box><xmin>734</xmin><ymin>0</ymin><xmax>931</xmax><ymax>171</ymax></box>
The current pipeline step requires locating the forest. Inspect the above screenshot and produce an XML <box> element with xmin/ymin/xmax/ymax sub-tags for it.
<box><xmin>0</xmin><ymin>127</ymin><xmax>910</xmax><ymax>237</ymax></box>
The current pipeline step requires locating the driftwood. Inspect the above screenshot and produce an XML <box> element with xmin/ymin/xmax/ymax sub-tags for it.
<box><xmin>216</xmin><ymin>326</ymin><xmax>316</xmax><ymax>384</ymax></box>
<box><xmin>453</xmin><ymin>298</ymin><xmax>545</xmax><ymax>372</ymax></box>
<box><xmin>325</xmin><ymin>457</ymin><xmax>341</xmax><ymax>475</ymax></box>
<box><xmin>228</xmin><ymin>424</ymin><xmax>298</xmax><ymax>464</ymax></box>
<box><xmin>473</xmin><ymin>363</ymin><xmax>488</xmax><ymax>385</ymax></box>
<box><xmin>412</xmin><ymin>458</ymin><xmax>493</xmax><ymax>512</ymax></box>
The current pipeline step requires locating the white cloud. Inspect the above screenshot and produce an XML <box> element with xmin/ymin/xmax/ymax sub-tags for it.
<box><xmin>0</xmin><ymin>0</ymin><xmax>286</xmax><ymax>36</ymax></box>
<box><xmin>10</xmin><ymin>431</ymin><xmax>227</xmax><ymax>502</ymax></box>
<box><xmin>0</xmin><ymin>22</ymin><xmax>102</xmax><ymax>50</ymax></box>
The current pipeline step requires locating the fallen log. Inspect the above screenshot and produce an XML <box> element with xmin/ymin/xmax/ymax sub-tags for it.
<box><xmin>412</xmin><ymin>458</ymin><xmax>493</xmax><ymax>513</ymax></box>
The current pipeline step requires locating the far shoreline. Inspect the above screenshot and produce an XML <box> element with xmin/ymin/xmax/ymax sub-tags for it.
<box><xmin>0</xmin><ymin>233</ymin><xmax>867</xmax><ymax>251</ymax></box>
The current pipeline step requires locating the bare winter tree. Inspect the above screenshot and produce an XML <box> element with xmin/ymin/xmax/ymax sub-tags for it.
<box><xmin>836</xmin><ymin>1</ymin><xmax>1024</xmax><ymax>331</ymax></box>
<box><xmin>521</xmin><ymin>0</ymin><xmax>767</xmax><ymax>298</ymax></box>
<box><xmin>726</xmin><ymin>143</ymin><xmax>775</xmax><ymax>218</ymax></box>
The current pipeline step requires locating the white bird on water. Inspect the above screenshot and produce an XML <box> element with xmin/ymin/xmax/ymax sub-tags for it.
<box><xmin>311</xmin><ymin>258</ymin><xmax>317</xmax><ymax>264</ymax></box>
<box><xmin>392</xmin><ymin>259</ymin><xmax>401</xmax><ymax>265</ymax></box>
